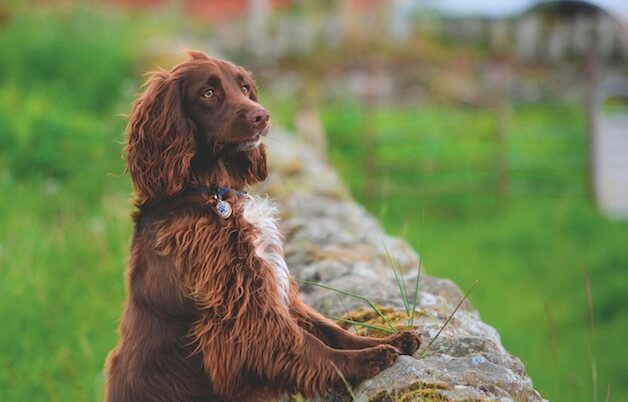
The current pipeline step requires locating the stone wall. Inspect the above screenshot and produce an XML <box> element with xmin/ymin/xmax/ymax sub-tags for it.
<box><xmin>258</xmin><ymin>131</ymin><xmax>545</xmax><ymax>402</ymax></box>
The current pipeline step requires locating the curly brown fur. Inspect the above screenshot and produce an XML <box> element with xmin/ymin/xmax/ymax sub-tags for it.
<box><xmin>104</xmin><ymin>50</ymin><xmax>420</xmax><ymax>402</ymax></box>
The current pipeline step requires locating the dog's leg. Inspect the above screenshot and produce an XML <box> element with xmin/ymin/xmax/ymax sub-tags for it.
<box><xmin>291</xmin><ymin>299</ymin><xmax>421</xmax><ymax>356</ymax></box>
<box><xmin>192</xmin><ymin>308</ymin><xmax>400</xmax><ymax>399</ymax></box>
<box><xmin>276</xmin><ymin>329</ymin><xmax>400</xmax><ymax>396</ymax></box>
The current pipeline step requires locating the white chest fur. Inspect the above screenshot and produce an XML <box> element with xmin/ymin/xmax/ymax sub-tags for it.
<box><xmin>241</xmin><ymin>196</ymin><xmax>290</xmax><ymax>306</ymax></box>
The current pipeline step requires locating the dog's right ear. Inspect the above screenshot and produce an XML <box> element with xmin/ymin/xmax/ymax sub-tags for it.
<box><xmin>125</xmin><ymin>71</ymin><xmax>196</xmax><ymax>204</ymax></box>
<box><xmin>186</xmin><ymin>50</ymin><xmax>210</xmax><ymax>61</ymax></box>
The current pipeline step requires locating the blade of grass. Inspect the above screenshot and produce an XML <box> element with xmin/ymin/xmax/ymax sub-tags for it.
<box><xmin>604</xmin><ymin>384</ymin><xmax>611</xmax><ymax>402</ymax></box>
<box><xmin>336</xmin><ymin>294</ymin><xmax>358</xmax><ymax>334</ymax></box>
<box><xmin>330</xmin><ymin>362</ymin><xmax>357</xmax><ymax>402</ymax></box>
<box><xmin>409</xmin><ymin>254</ymin><xmax>423</xmax><ymax>327</ymax></box>
<box><xmin>544</xmin><ymin>301</ymin><xmax>559</xmax><ymax>398</ymax></box>
<box><xmin>410</xmin><ymin>209</ymin><xmax>425</xmax><ymax>327</ymax></box>
<box><xmin>400</xmin><ymin>216</ymin><xmax>409</xmax><ymax>239</ymax></box>
<box><xmin>394</xmin><ymin>259</ymin><xmax>408</xmax><ymax>309</ymax></box>
<box><xmin>582</xmin><ymin>267</ymin><xmax>598</xmax><ymax>402</ymax></box>
<box><xmin>299</xmin><ymin>279</ymin><xmax>398</xmax><ymax>333</ymax></box>
<box><xmin>423</xmin><ymin>280</ymin><xmax>479</xmax><ymax>353</ymax></box>
<box><xmin>544</xmin><ymin>301</ymin><xmax>558</xmax><ymax>360</ymax></box>
<box><xmin>332</xmin><ymin>317</ymin><xmax>397</xmax><ymax>334</ymax></box>
<box><xmin>382</xmin><ymin>240</ymin><xmax>409</xmax><ymax>317</ymax></box>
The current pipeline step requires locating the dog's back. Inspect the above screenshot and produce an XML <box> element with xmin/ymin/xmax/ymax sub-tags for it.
<box><xmin>105</xmin><ymin>205</ymin><xmax>215</xmax><ymax>402</ymax></box>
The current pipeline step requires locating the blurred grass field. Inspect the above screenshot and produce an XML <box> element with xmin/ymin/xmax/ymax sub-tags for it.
<box><xmin>1</xmin><ymin>7</ymin><xmax>627</xmax><ymax>402</ymax></box>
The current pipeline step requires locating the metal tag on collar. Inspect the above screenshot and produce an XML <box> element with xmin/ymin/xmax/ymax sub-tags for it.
<box><xmin>215</xmin><ymin>199</ymin><xmax>233</xmax><ymax>219</ymax></box>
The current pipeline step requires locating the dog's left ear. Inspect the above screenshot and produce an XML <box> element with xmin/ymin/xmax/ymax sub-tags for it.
<box><xmin>230</xmin><ymin>144</ymin><xmax>268</xmax><ymax>187</ymax></box>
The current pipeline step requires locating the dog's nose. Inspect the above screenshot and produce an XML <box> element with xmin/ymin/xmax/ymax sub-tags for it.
<box><xmin>247</xmin><ymin>108</ymin><xmax>270</xmax><ymax>129</ymax></box>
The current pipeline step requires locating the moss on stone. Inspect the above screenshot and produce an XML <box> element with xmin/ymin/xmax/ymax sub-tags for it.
<box><xmin>368</xmin><ymin>380</ymin><xmax>453</xmax><ymax>402</ymax></box>
<box><xmin>406</xmin><ymin>380</ymin><xmax>452</xmax><ymax>391</ymax></box>
<box><xmin>337</xmin><ymin>305</ymin><xmax>425</xmax><ymax>337</ymax></box>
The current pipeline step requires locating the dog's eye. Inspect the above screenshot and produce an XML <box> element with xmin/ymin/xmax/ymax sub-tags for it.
<box><xmin>242</xmin><ymin>84</ymin><xmax>250</xmax><ymax>95</ymax></box>
<box><xmin>202</xmin><ymin>88</ymin><xmax>214</xmax><ymax>98</ymax></box>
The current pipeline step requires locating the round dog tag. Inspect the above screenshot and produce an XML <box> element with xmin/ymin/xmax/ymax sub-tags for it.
<box><xmin>215</xmin><ymin>200</ymin><xmax>232</xmax><ymax>219</ymax></box>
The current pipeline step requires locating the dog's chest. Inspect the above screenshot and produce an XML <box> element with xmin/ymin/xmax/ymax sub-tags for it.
<box><xmin>241</xmin><ymin>196</ymin><xmax>290</xmax><ymax>305</ymax></box>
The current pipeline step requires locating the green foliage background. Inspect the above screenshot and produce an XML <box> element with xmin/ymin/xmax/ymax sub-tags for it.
<box><xmin>0</xmin><ymin>8</ymin><xmax>141</xmax><ymax>401</ymax></box>
<box><xmin>0</xmin><ymin>7</ymin><xmax>626</xmax><ymax>402</ymax></box>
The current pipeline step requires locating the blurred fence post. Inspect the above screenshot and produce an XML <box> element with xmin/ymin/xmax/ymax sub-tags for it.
<box><xmin>590</xmin><ymin>76</ymin><xmax>628</xmax><ymax>220</ymax></box>
<box><xmin>493</xmin><ymin>60</ymin><xmax>512</xmax><ymax>200</ymax></box>
<box><xmin>295</xmin><ymin>106</ymin><xmax>327</xmax><ymax>158</ymax></box>
<box><xmin>248</xmin><ymin>0</ymin><xmax>269</xmax><ymax>59</ymax></box>
<box><xmin>360</xmin><ymin>70</ymin><xmax>378</xmax><ymax>199</ymax></box>
<box><xmin>295</xmin><ymin>55</ymin><xmax>326</xmax><ymax>157</ymax></box>
<box><xmin>584</xmin><ymin>35</ymin><xmax>600</xmax><ymax>203</ymax></box>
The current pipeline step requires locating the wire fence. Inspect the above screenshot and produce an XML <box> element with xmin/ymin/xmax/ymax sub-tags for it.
<box><xmin>325</xmin><ymin>102</ymin><xmax>591</xmax><ymax>203</ymax></box>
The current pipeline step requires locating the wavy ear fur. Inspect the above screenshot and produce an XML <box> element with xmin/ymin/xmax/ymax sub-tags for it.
<box><xmin>125</xmin><ymin>71</ymin><xmax>196</xmax><ymax>204</ymax></box>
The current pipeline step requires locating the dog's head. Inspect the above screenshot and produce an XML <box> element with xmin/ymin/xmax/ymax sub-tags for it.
<box><xmin>125</xmin><ymin>50</ymin><xmax>269</xmax><ymax>204</ymax></box>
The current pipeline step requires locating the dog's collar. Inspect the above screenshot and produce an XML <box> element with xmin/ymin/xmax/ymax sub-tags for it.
<box><xmin>189</xmin><ymin>184</ymin><xmax>247</xmax><ymax>198</ymax></box>
<box><xmin>188</xmin><ymin>184</ymin><xmax>247</xmax><ymax>219</ymax></box>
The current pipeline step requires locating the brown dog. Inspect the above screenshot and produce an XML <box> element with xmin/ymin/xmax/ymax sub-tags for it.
<box><xmin>104</xmin><ymin>50</ymin><xmax>420</xmax><ymax>402</ymax></box>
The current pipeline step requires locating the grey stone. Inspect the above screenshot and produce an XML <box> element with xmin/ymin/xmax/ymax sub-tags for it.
<box><xmin>258</xmin><ymin>130</ymin><xmax>546</xmax><ymax>402</ymax></box>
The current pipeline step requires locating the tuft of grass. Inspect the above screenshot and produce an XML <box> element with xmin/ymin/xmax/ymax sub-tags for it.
<box><xmin>382</xmin><ymin>240</ymin><xmax>410</xmax><ymax>318</ymax></box>
<box><xmin>381</xmin><ymin>214</ymin><xmax>425</xmax><ymax>329</ymax></box>
<box><xmin>299</xmin><ymin>279</ymin><xmax>398</xmax><ymax>333</ymax></box>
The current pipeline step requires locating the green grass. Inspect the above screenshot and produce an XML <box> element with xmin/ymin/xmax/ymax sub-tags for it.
<box><xmin>0</xmin><ymin>177</ymin><xmax>131</xmax><ymax>402</ymax></box>
<box><xmin>0</xmin><ymin>7</ymin><xmax>154</xmax><ymax>401</ymax></box>
<box><xmin>319</xmin><ymin>102</ymin><xmax>628</xmax><ymax>402</ymax></box>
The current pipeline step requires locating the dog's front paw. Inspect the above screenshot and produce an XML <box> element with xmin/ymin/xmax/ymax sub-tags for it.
<box><xmin>388</xmin><ymin>330</ymin><xmax>421</xmax><ymax>356</ymax></box>
<box><xmin>360</xmin><ymin>344</ymin><xmax>399</xmax><ymax>378</ymax></box>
